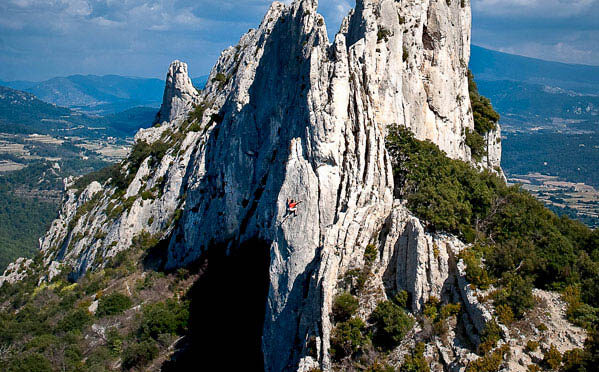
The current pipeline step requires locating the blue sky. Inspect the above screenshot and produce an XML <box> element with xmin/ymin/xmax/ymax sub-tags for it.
<box><xmin>0</xmin><ymin>0</ymin><xmax>597</xmax><ymax>81</ymax></box>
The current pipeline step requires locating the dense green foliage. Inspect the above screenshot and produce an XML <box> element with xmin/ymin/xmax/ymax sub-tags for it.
<box><xmin>466</xmin><ymin>344</ymin><xmax>510</xmax><ymax>372</ymax></box>
<box><xmin>332</xmin><ymin>292</ymin><xmax>359</xmax><ymax>323</ymax></box>
<box><xmin>96</xmin><ymin>292</ymin><xmax>132</xmax><ymax>317</ymax></box>
<box><xmin>330</xmin><ymin>317</ymin><xmax>369</xmax><ymax>360</ymax></box>
<box><xmin>0</xmin><ymin>244</ymin><xmax>191</xmax><ymax>372</ymax></box>
<box><xmin>387</xmin><ymin>125</ymin><xmax>504</xmax><ymax>241</ymax></box>
<box><xmin>386</xmin><ymin>126</ymin><xmax>599</xmax><ymax>326</ymax></box>
<box><xmin>0</xmin><ymin>190</ymin><xmax>58</xmax><ymax>272</ymax></box>
<box><xmin>370</xmin><ymin>300</ymin><xmax>414</xmax><ymax>350</ymax></box>
<box><xmin>400</xmin><ymin>342</ymin><xmax>430</xmax><ymax>372</ymax></box>
<box><xmin>139</xmin><ymin>299</ymin><xmax>189</xmax><ymax>340</ymax></box>
<box><xmin>122</xmin><ymin>340</ymin><xmax>159</xmax><ymax>370</ymax></box>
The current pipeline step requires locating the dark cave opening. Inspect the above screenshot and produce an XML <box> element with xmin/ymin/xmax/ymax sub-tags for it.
<box><xmin>162</xmin><ymin>238</ymin><xmax>271</xmax><ymax>371</ymax></box>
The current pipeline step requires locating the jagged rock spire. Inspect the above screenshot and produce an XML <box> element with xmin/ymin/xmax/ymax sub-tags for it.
<box><xmin>154</xmin><ymin>60</ymin><xmax>200</xmax><ymax>125</ymax></box>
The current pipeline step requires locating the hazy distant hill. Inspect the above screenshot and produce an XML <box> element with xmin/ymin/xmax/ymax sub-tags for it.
<box><xmin>0</xmin><ymin>85</ymin><xmax>153</xmax><ymax>138</ymax></box>
<box><xmin>1</xmin><ymin>74</ymin><xmax>209</xmax><ymax>115</ymax></box>
<box><xmin>0</xmin><ymin>86</ymin><xmax>87</xmax><ymax>134</ymax></box>
<box><xmin>476</xmin><ymin>80</ymin><xmax>598</xmax><ymax>131</ymax></box>
<box><xmin>470</xmin><ymin>46</ymin><xmax>599</xmax><ymax>132</ymax></box>
<box><xmin>26</xmin><ymin>75</ymin><xmax>164</xmax><ymax>114</ymax></box>
<box><xmin>470</xmin><ymin>45</ymin><xmax>599</xmax><ymax>94</ymax></box>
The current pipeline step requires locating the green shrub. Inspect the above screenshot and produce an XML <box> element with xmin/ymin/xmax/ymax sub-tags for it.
<box><xmin>564</xmin><ymin>285</ymin><xmax>599</xmax><ymax>329</ymax></box>
<box><xmin>57</xmin><ymin>308</ymin><xmax>93</xmax><ymax>333</ymax></box>
<box><xmin>70</xmin><ymin>164</ymin><xmax>121</xmax><ymax>195</ymax></box>
<box><xmin>423</xmin><ymin>297</ymin><xmax>440</xmax><ymax>321</ymax></box>
<box><xmin>141</xmin><ymin>190</ymin><xmax>154</xmax><ymax>200</ymax></box>
<box><xmin>25</xmin><ymin>334</ymin><xmax>59</xmax><ymax>352</ymax></box>
<box><xmin>561</xmin><ymin>348</ymin><xmax>587</xmax><ymax>372</ymax></box>
<box><xmin>493</xmin><ymin>273</ymin><xmax>535</xmax><ymax>319</ymax></box>
<box><xmin>465</xmin><ymin>128</ymin><xmax>487</xmax><ymax>161</ymax></box>
<box><xmin>466</xmin><ymin>344</ymin><xmax>509</xmax><ymax>372</ymax></box>
<box><xmin>460</xmin><ymin>249</ymin><xmax>492</xmax><ymax>289</ymax></box>
<box><xmin>7</xmin><ymin>353</ymin><xmax>53</xmax><ymax>372</ymax></box>
<box><xmin>400</xmin><ymin>342</ymin><xmax>430</xmax><ymax>372</ymax></box>
<box><xmin>184</xmin><ymin>102</ymin><xmax>209</xmax><ymax>130</ymax></box>
<box><xmin>367</xmin><ymin>362</ymin><xmax>396</xmax><ymax>372</ymax></box>
<box><xmin>525</xmin><ymin>340</ymin><xmax>539</xmax><ymax>353</ymax></box>
<box><xmin>542</xmin><ymin>344</ymin><xmax>562</xmax><ymax>370</ymax></box>
<box><xmin>365</xmin><ymin>244</ymin><xmax>378</xmax><ymax>265</ymax></box>
<box><xmin>212</xmin><ymin>73</ymin><xmax>230</xmax><ymax>89</ymax></box>
<box><xmin>330</xmin><ymin>317</ymin><xmax>368</xmax><ymax>360</ymax></box>
<box><xmin>132</xmin><ymin>230</ymin><xmax>160</xmax><ymax>251</ymax></box>
<box><xmin>106</xmin><ymin>328</ymin><xmax>123</xmax><ymax>355</ymax></box>
<box><xmin>96</xmin><ymin>292</ymin><xmax>132</xmax><ymax>317</ymax></box>
<box><xmin>370</xmin><ymin>300</ymin><xmax>414</xmax><ymax>350</ymax></box>
<box><xmin>343</xmin><ymin>268</ymin><xmax>369</xmax><ymax>294</ymax></box>
<box><xmin>394</xmin><ymin>290</ymin><xmax>409</xmax><ymax>309</ymax></box>
<box><xmin>332</xmin><ymin>292</ymin><xmax>359</xmax><ymax>323</ymax></box>
<box><xmin>139</xmin><ymin>299</ymin><xmax>189</xmax><ymax>340</ymax></box>
<box><xmin>121</xmin><ymin>340</ymin><xmax>159</xmax><ymax>370</ymax></box>
<box><xmin>440</xmin><ymin>303</ymin><xmax>461</xmax><ymax>319</ymax></box>
<box><xmin>377</xmin><ymin>27</ymin><xmax>391</xmax><ymax>42</ymax></box>
<box><xmin>478</xmin><ymin>320</ymin><xmax>502</xmax><ymax>354</ymax></box>
<box><xmin>85</xmin><ymin>346</ymin><xmax>113</xmax><ymax>371</ymax></box>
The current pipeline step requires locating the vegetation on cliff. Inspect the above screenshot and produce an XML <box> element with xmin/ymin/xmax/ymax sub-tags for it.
<box><xmin>0</xmin><ymin>240</ymin><xmax>193</xmax><ymax>372</ymax></box>
<box><xmin>466</xmin><ymin>70</ymin><xmax>500</xmax><ymax>160</ymax></box>
<box><xmin>387</xmin><ymin>124</ymin><xmax>599</xmax><ymax>370</ymax></box>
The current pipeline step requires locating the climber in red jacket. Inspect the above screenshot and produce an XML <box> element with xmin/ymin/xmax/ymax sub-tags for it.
<box><xmin>287</xmin><ymin>198</ymin><xmax>302</xmax><ymax>217</ymax></box>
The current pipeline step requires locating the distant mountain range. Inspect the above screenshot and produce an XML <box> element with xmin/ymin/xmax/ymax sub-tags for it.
<box><xmin>0</xmin><ymin>85</ymin><xmax>154</xmax><ymax>138</ymax></box>
<box><xmin>470</xmin><ymin>45</ymin><xmax>599</xmax><ymax>132</ymax></box>
<box><xmin>470</xmin><ymin>45</ymin><xmax>599</xmax><ymax>94</ymax></box>
<box><xmin>0</xmin><ymin>75</ymin><xmax>209</xmax><ymax>115</ymax></box>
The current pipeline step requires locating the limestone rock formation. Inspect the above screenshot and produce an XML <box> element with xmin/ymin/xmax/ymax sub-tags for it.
<box><xmin>1</xmin><ymin>1</ymin><xmax>538</xmax><ymax>371</ymax></box>
<box><xmin>0</xmin><ymin>257</ymin><xmax>33</xmax><ymax>287</ymax></box>
<box><xmin>154</xmin><ymin>60</ymin><xmax>201</xmax><ymax>125</ymax></box>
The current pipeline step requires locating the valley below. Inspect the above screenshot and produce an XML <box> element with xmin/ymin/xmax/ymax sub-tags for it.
<box><xmin>0</xmin><ymin>131</ymin><xmax>132</xmax><ymax>272</ymax></box>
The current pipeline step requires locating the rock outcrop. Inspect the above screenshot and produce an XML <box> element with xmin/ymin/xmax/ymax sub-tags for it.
<box><xmin>154</xmin><ymin>60</ymin><xmax>201</xmax><ymax>125</ymax></box>
<box><xmin>0</xmin><ymin>257</ymin><xmax>33</xmax><ymax>287</ymax></box>
<box><xmin>3</xmin><ymin>1</ymin><xmax>515</xmax><ymax>371</ymax></box>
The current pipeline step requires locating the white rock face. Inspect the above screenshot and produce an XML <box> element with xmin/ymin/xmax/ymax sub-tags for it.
<box><xmin>154</xmin><ymin>60</ymin><xmax>201</xmax><ymax>125</ymax></box>
<box><xmin>0</xmin><ymin>257</ymin><xmax>33</xmax><ymax>287</ymax></box>
<box><xmin>484</xmin><ymin>125</ymin><xmax>503</xmax><ymax>172</ymax></box>
<box><xmin>19</xmin><ymin>0</ymin><xmax>509</xmax><ymax>370</ymax></box>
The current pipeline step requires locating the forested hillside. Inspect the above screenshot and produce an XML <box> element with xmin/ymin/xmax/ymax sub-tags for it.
<box><xmin>0</xmin><ymin>86</ymin><xmax>156</xmax><ymax>271</ymax></box>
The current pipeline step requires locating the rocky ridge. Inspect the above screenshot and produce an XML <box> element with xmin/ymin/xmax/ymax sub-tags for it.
<box><xmin>1</xmin><ymin>1</ymin><xmax>579</xmax><ymax>371</ymax></box>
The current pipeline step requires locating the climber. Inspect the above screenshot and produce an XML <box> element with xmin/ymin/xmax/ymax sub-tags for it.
<box><xmin>287</xmin><ymin>198</ymin><xmax>302</xmax><ymax>217</ymax></box>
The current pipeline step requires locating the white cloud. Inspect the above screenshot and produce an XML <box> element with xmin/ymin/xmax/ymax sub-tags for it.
<box><xmin>1</xmin><ymin>0</ymin><xmax>598</xmax><ymax>81</ymax></box>
<box><xmin>64</xmin><ymin>0</ymin><xmax>92</xmax><ymax>16</ymax></box>
<box><xmin>91</xmin><ymin>16</ymin><xmax>121</xmax><ymax>27</ymax></box>
<box><xmin>472</xmin><ymin>0</ymin><xmax>598</xmax><ymax>17</ymax></box>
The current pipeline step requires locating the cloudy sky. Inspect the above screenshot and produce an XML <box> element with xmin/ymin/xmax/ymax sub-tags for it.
<box><xmin>0</xmin><ymin>0</ymin><xmax>597</xmax><ymax>81</ymax></box>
